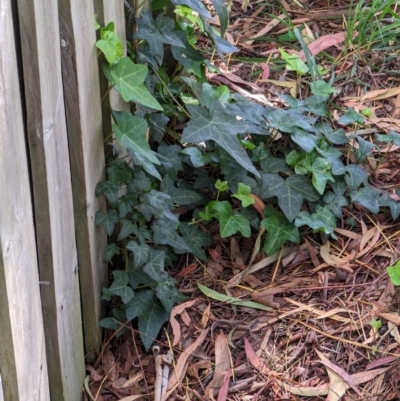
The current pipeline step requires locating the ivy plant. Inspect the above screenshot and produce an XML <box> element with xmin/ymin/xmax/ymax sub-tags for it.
<box><xmin>95</xmin><ymin>1</ymin><xmax>400</xmax><ymax>351</ymax></box>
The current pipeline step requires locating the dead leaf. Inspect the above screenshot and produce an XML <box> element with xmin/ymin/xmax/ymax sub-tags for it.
<box><xmin>366</xmin><ymin>356</ymin><xmax>400</xmax><ymax>370</ymax></box>
<box><xmin>170</xmin><ymin>299</ymin><xmax>198</xmax><ymax>346</ymax></box>
<box><xmin>219</xmin><ymin>63</ymin><xmax>262</xmax><ymax>92</ymax></box>
<box><xmin>167</xmin><ymin>328</ymin><xmax>209</xmax><ymax>394</ymax></box>
<box><xmin>217</xmin><ymin>370</ymin><xmax>231</xmax><ymax>401</ymax></box>
<box><xmin>377</xmin><ymin>312</ymin><xmax>400</xmax><ymax>325</ymax></box>
<box><xmin>320</xmin><ymin>241</ymin><xmax>353</xmax><ymax>272</ymax></box>
<box><xmin>206</xmin><ymin>332</ymin><xmax>231</xmax><ymax>396</ymax></box>
<box><xmin>245</xmin><ymin>14</ymin><xmax>286</xmax><ymax>45</ymax></box>
<box><xmin>297</xmin><ymin>32</ymin><xmax>346</xmax><ymax>61</ymax></box>
<box><xmin>262</xmin><ymin>79</ymin><xmax>297</xmax><ymax>97</ymax></box>
<box><xmin>176</xmin><ymin>263</ymin><xmax>198</xmax><ymax>277</ymax></box>
<box><xmin>230</xmin><ymin>237</ymin><xmax>246</xmax><ymax>270</ymax></box>
<box><xmin>103</xmin><ymin>348</ymin><xmax>117</xmax><ymax>380</ymax></box>
<box><xmin>85</xmin><ymin>364</ymin><xmax>103</xmax><ymax>382</ymax></box>
<box><xmin>260</xmin><ymin>63</ymin><xmax>270</xmax><ymax>80</ymax></box>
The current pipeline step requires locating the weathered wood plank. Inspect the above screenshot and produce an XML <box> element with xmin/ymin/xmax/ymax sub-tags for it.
<box><xmin>58</xmin><ymin>0</ymin><xmax>108</xmax><ymax>359</ymax></box>
<box><xmin>0</xmin><ymin>1</ymin><xmax>50</xmax><ymax>399</ymax></box>
<box><xmin>16</xmin><ymin>0</ymin><xmax>85</xmax><ymax>399</ymax></box>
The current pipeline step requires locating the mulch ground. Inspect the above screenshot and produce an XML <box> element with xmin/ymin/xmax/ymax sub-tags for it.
<box><xmin>86</xmin><ymin>1</ymin><xmax>400</xmax><ymax>400</ymax></box>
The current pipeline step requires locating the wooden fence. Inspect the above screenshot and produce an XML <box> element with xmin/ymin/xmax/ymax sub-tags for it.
<box><xmin>0</xmin><ymin>0</ymin><xmax>129</xmax><ymax>399</ymax></box>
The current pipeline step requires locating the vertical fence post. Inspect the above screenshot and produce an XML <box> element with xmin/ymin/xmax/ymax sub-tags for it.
<box><xmin>16</xmin><ymin>0</ymin><xmax>85</xmax><ymax>399</ymax></box>
<box><xmin>0</xmin><ymin>0</ymin><xmax>50</xmax><ymax>399</ymax></box>
<box><xmin>58</xmin><ymin>0</ymin><xmax>108</xmax><ymax>360</ymax></box>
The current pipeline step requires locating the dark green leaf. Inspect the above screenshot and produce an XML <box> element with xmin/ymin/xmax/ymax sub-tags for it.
<box><xmin>113</xmin><ymin>112</ymin><xmax>160</xmax><ymax>165</ymax></box>
<box><xmin>117</xmin><ymin>220</ymin><xmax>137</xmax><ymax>241</ymax></box>
<box><xmin>104</xmin><ymin>243</ymin><xmax>120</xmax><ymax>263</ymax></box>
<box><xmin>295</xmin><ymin>205</ymin><xmax>337</xmax><ymax>237</ymax></box>
<box><xmin>156</xmin><ymin>278</ymin><xmax>185</xmax><ymax>313</ymax></box>
<box><xmin>157</xmin><ymin>145</ymin><xmax>184</xmax><ymax>182</ymax></box>
<box><xmin>291</xmin><ymin>128</ymin><xmax>316</xmax><ymax>152</ymax></box>
<box><xmin>378</xmin><ymin>192</ymin><xmax>400</xmax><ymax>220</ymax></box>
<box><xmin>354</xmin><ymin>136</ymin><xmax>377</xmax><ymax>162</ymax></box>
<box><xmin>182</xmin><ymin>104</ymin><xmax>259</xmax><ymax>177</ymax></box>
<box><xmin>203</xmin><ymin>20</ymin><xmax>239</xmax><ymax>57</ymax></box>
<box><xmin>95</xmin><ymin>181</ymin><xmax>120</xmax><ymax>207</ymax></box>
<box><xmin>345</xmin><ymin>164</ymin><xmax>368</xmax><ymax>190</ymax></box>
<box><xmin>211</xmin><ymin>0</ymin><xmax>229</xmax><ymax>35</ymax></box>
<box><xmin>213</xmin><ymin>201</ymin><xmax>251</xmax><ymax>237</ymax></box>
<box><xmin>95</xmin><ymin>210</ymin><xmax>118</xmax><ymax>235</ymax></box>
<box><xmin>311</xmin><ymin>157</ymin><xmax>335</xmax><ymax>195</ymax></box>
<box><xmin>138</xmin><ymin>190</ymin><xmax>177</xmax><ymax>222</ymax></box>
<box><xmin>181</xmin><ymin>147</ymin><xmax>208</xmax><ymax>168</ymax></box>
<box><xmin>264</xmin><ymin>108</ymin><xmax>317</xmax><ymax>134</ymax></box>
<box><xmin>324</xmin><ymin>128</ymin><xmax>349</xmax><ymax>144</ymax></box>
<box><xmin>109</xmin><ymin>270</ymin><xmax>134</xmax><ymax>304</ymax></box>
<box><xmin>338</xmin><ymin>108</ymin><xmax>364</xmax><ymax>125</ymax></box>
<box><xmin>127</xmin><ymin>241</ymin><xmax>150</xmax><ymax>269</ymax></box>
<box><xmin>261</xmin><ymin>214</ymin><xmax>300</xmax><ymax>255</ymax></box>
<box><xmin>107</xmin><ymin>159</ymin><xmax>134</xmax><ymax>183</ymax></box>
<box><xmin>350</xmin><ymin>187</ymin><xmax>381</xmax><ymax>214</ymax></box>
<box><xmin>152</xmin><ymin>218</ymin><xmax>191</xmax><ymax>251</ymax></box>
<box><xmin>143</xmin><ymin>249</ymin><xmax>167</xmax><ymax>282</ymax></box>
<box><xmin>160</xmin><ymin>175</ymin><xmax>204</xmax><ymax>206</ymax></box>
<box><xmin>323</xmin><ymin>191</ymin><xmax>348</xmax><ymax>218</ymax></box>
<box><xmin>125</xmin><ymin>289</ymin><xmax>169</xmax><ymax>351</ymax></box>
<box><xmin>376</xmin><ymin>130</ymin><xmax>400</xmax><ymax>145</ymax></box>
<box><xmin>179</xmin><ymin>222</ymin><xmax>214</xmax><ymax>261</ymax></box>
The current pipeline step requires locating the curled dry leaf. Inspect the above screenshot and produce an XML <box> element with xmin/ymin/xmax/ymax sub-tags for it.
<box><xmin>170</xmin><ymin>299</ymin><xmax>198</xmax><ymax>346</ymax></box>
<box><xmin>297</xmin><ymin>32</ymin><xmax>347</xmax><ymax>61</ymax></box>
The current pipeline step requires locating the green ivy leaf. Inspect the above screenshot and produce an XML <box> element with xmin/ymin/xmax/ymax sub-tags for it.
<box><xmin>211</xmin><ymin>0</ymin><xmax>229</xmax><ymax>35</ymax></box>
<box><xmin>345</xmin><ymin>164</ymin><xmax>368</xmax><ymax>190</ymax></box>
<box><xmin>111</xmin><ymin>57</ymin><xmax>163</xmax><ymax>110</ymax></box>
<box><xmin>231</xmin><ymin>183</ymin><xmax>255</xmax><ymax>207</ymax></box>
<box><xmin>117</xmin><ymin>220</ymin><xmax>137</xmax><ymax>241</ymax></box>
<box><xmin>338</xmin><ymin>108</ymin><xmax>364</xmax><ymax>125</ymax></box>
<box><xmin>376</xmin><ymin>130</ymin><xmax>400</xmax><ymax>145</ymax></box>
<box><xmin>171</xmin><ymin>0</ymin><xmax>213</xmax><ymax>20</ymax></box>
<box><xmin>261</xmin><ymin>214</ymin><xmax>300</xmax><ymax>255</ymax></box>
<box><xmin>178</xmin><ymin>222</ymin><xmax>214</xmax><ymax>261</ymax></box>
<box><xmin>350</xmin><ymin>187</ymin><xmax>381</xmax><ymax>214</ymax></box>
<box><xmin>259</xmin><ymin>174</ymin><xmax>320</xmax><ymax>222</ymax></box>
<box><xmin>128</xmin><ymin>253</ymin><xmax>156</xmax><ymax>290</ymax></box>
<box><xmin>213</xmin><ymin>201</ymin><xmax>251</xmax><ymax>238</ymax></box>
<box><xmin>127</xmin><ymin>241</ymin><xmax>150</xmax><ymax>269</ymax></box>
<box><xmin>387</xmin><ymin>259</ymin><xmax>400</xmax><ymax>286</ymax></box>
<box><xmin>378</xmin><ymin>192</ymin><xmax>400</xmax><ymax>220</ymax></box>
<box><xmin>309</xmin><ymin>80</ymin><xmax>337</xmax><ymax>97</ymax></box>
<box><xmin>181</xmin><ymin>147</ymin><xmax>207</xmax><ymax>168</ymax></box>
<box><xmin>161</xmin><ymin>175</ymin><xmax>204</xmax><ymax>205</ymax></box>
<box><xmin>104</xmin><ymin>243</ymin><xmax>120</xmax><ymax>263</ymax></box>
<box><xmin>96</xmin><ymin>23</ymin><xmax>123</xmax><ymax>64</ymax></box>
<box><xmin>138</xmin><ymin>190</ymin><xmax>177</xmax><ymax>222</ymax></box>
<box><xmin>311</xmin><ymin>157</ymin><xmax>335</xmax><ymax>195</ymax></box>
<box><xmin>107</xmin><ymin>159</ymin><xmax>134</xmax><ymax>183</ymax></box>
<box><xmin>101</xmin><ymin>287</ymin><xmax>114</xmax><ymax>302</ymax></box>
<box><xmin>125</xmin><ymin>289</ymin><xmax>169</xmax><ymax>351</ymax></box>
<box><xmin>95</xmin><ymin>210</ymin><xmax>118</xmax><ymax>235</ymax></box>
<box><xmin>143</xmin><ymin>249</ymin><xmax>167</xmax><ymax>282</ymax></box>
<box><xmin>291</xmin><ymin>128</ymin><xmax>316</xmax><ymax>152</ymax></box>
<box><xmin>182</xmin><ymin>104</ymin><xmax>260</xmax><ymax>177</ymax></box>
<box><xmin>264</xmin><ymin>108</ymin><xmax>316</xmax><ymax>134</ymax></box>
<box><xmin>113</xmin><ymin>112</ymin><xmax>160</xmax><ymax>165</ymax></box>
<box><xmin>354</xmin><ymin>136</ymin><xmax>377</xmax><ymax>163</ymax></box>
<box><xmin>152</xmin><ymin>218</ymin><xmax>191</xmax><ymax>251</ymax></box>
<box><xmin>109</xmin><ymin>271</ymin><xmax>134</xmax><ymax>304</ymax></box>
<box><xmin>215</xmin><ymin>179</ymin><xmax>229</xmax><ymax>192</ymax></box>
<box><xmin>95</xmin><ymin>181</ymin><xmax>120</xmax><ymax>207</ymax></box>
<box><xmin>295</xmin><ymin>205</ymin><xmax>337</xmax><ymax>237</ymax></box>
<box><xmin>323</xmin><ymin>191</ymin><xmax>348</xmax><ymax>218</ymax></box>
<box><xmin>279</xmin><ymin>48</ymin><xmax>309</xmax><ymax>74</ymax></box>
<box><xmin>156</xmin><ymin>278</ymin><xmax>185</xmax><ymax>313</ymax></box>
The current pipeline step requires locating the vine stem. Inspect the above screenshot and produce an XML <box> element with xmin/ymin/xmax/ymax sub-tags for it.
<box><xmin>101</xmin><ymin>83</ymin><xmax>116</xmax><ymax>103</ymax></box>
<box><xmin>149</xmin><ymin>66</ymin><xmax>192</xmax><ymax>119</ymax></box>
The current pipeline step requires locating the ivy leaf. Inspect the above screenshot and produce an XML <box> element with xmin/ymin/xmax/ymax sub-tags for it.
<box><xmin>259</xmin><ymin>174</ymin><xmax>320</xmax><ymax>222</ymax></box>
<box><xmin>355</xmin><ymin>136</ymin><xmax>377</xmax><ymax>162</ymax></box>
<box><xmin>311</xmin><ymin>157</ymin><xmax>335</xmax><ymax>195</ymax></box>
<box><xmin>323</xmin><ymin>191</ymin><xmax>348</xmax><ymax>218</ymax></box>
<box><xmin>295</xmin><ymin>205</ymin><xmax>337</xmax><ymax>238</ymax></box>
<box><xmin>211</xmin><ymin>0</ymin><xmax>229</xmax><ymax>35</ymax></box>
<box><xmin>181</xmin><ymin>147</ymin><xmax>207</xmax><ymax>168</ymax></box>
<box><xmin>127</xmin><ymin>241</ymin><xmax>150</xmax><ymax>269</ymax></box>
<box><xmin>104</xmin><ymin>243</ymin><xmax>120</xmax><ymax>263</ymax></box>
<box><xmin>178</xmin><ymin>222</ymin><xmax>214</xmax><ymax>261</ymax></box>
<box><xmin>96</xmin><ymin>23</ymin><xmax>123</xmax><ymax>64</ymax></box>
<box><xmin>125</xmin><ymin>289</ymin><xmax>169</xmax><ymax>351</ymax></box>
<box><xmin>95</xmin><ymin>210</ymin><xmax>118</xmax><ymax>235</ymax></box>
<box><xmin>378</xmin><ymin>192</ymin><xmax>400</xmax><ymax>220</ymax></box>
<box><xmin>264</xmin><ymin>108</ymin><xmax>316</xmax><ymax>134</ymax></box>
<box><xmin>338</xmin><ymin>108</ymin><xmax>364</xmax><ymax>125</ymax></box>
<box><xmin>128</xmin><ymin>254</ymin><xmax>156</xmax><ymax>290</ymax></box>
<box><xmin>291</xmin><ymin>128</ymin><xmax>316</xmax><ymax>152</ymax></box>
<box><xmin>171</xmin><ymin>0</ymin><xmax>213</xmax><ymax>20</ymax></box>
<box><xmin>231</xmin><ymin>183</ymin><xmax>255</xmax><ymax>207</ymax></box>
<box><xmin>160</xmin><ymin>175</ymin><xmax>204</xmax><ymax>206</ymax></box>
<box><xmin>152</xmin><ymin>218</ymin><xmax>191</xmax><ymax>251</ymax></box>
<box><xmin>324</xmin><ymin>128</ymin><xmax>349</xmax><ymax>145</ymax></box>
<box><xmin>309</xmin><ymin>80</ymin><xmax>337</xmax><ymax>97</ymax></box>
<box><xmin>111</xmin><ymin>57</ymin><xmax>163</xmax><ymax>110</ymax></box>
<box><xmin>157</xmin><ymin>145</ymin><xmax>184</xmax><ymax>182</ymax></box>
<box><xmin>138</xmin><ymin>190</ymin><xmax>177</xmax><ymax>222</ymax></box>
<box><xmin>109</xmin><ymin>271</ymin><xmax>134</xmax><ymax>304</ymax></box>
<box><xmin>213</xmin><ymin>201</ymin><xmax>251</xmax><ymax>237</ymax></box>
<box><xmin>128</xmin><ymin>149</ymin><xmax>162</xmax><ymax>181</ymax></box>
<box><xmin>387</xmin><ymin>260</ymin><xmax>400</xmax><ymax>286</ymax></box>
<box><xmin>261</xmin><ymin>214</ymin><xmax>300</xmax><ymax>255</ymax></box>
<box><xmin>95</xmin><ymin>181</ymin><xmax>120</xmax><ymax>207</ymax></box>
<box><xmin>279</xmin><ymin>48</ymin><xmax>309</xmax><ymax>74</ymax></box>
<box><xmin>350</xmin><ymin>187</ymin><xmax>381</xmax><ymax>214</ymax></box>
<box><xmin>113</xmin><ymin>112</ymin><xmax>160</xmax><ymax>165</ymax></box>
<box><xmin>143</xmin><ymin>249</ymin><xmax>167</xmax><ymax>282</ymax></box>
<box><xmin>128</xmin><ymin>169</ymin><xmax>152</xmax><ymax>194</ymax></box>
<box><xmin>101</xmin><ymin>287</ymin><xmax>114</xmax><ymax>302</ymax></box>
<box><xmin>107</xmin><ymin>159</ymin><xmax>134</xmax><ymax>183</ymax></box>
<box><xmin>182</xmin><ymin>104</ymin><xmax>260</xmax><ymax>177</ymax></box>
<box><xmin>117</xmin><ymin>220</ymin><xmax>137</xmax><ymax>241</ymax></box>
<box><xmin>376</xmin><ymin>130</ymin><xmax>400</xmax><ymax>145</ymax></box>
<box><xmin>345</xmin><ymin>164</ymin><xmax>368</xmax><ymax>190</ymax></box>
<box><xmin>203</xmin><ymin>20</ymin><xmax>239</xmax><ymax>57</ymax></box>
<box><xmin>156</xmin><ymin>278</ymin><xmax>185</xmax><ymax>313</ymax></box>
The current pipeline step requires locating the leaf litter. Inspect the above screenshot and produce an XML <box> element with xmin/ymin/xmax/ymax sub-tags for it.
<box><xmin>89</xmin><ymin>0</ymin><xmax>400</xmax><ymax>400</ymax></box>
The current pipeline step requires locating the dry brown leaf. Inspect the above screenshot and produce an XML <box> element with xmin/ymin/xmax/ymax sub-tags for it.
<box><xmin>167</xmin><ymin>328</ymin><xmax>209</xmax><ymax>394</ymax></box>
<box><xmin>377</xmin><ymin>312</ymin><xmax>400</xmax><ymax>325</ymax></box>
<box><xmin>366</xmin><ymin>356</ymin><xmax>400</xmax><ymax>370</ymax></box>
<box><xmin>320</xmin><ymin>241</ymin><xmax>353</xmax><ymax>272</ymax></box>
<box><xmin>262</xmin><ymin>79</ymin><xmax>297</xmax><ymax>97</ymax></box>
<box><xmin>315</xmin><ymin>308</ymin><xmax>355</xmax><ymax>320</ymax></box>
<box><xmin>219</xmin><ymin>64</ymin><xmax>262</xmax><ymax>92</ymax></box>
<box><xmin>217</xmin><ymin>370</ymin><xmax>231</xmax><ymax>401</ymax></box>
<box><xmin>297</xmin><ymin>32</ymin><xmax>346</xmax><ymax>61</ymax></box>
<box><xmin>393</xmin><ymin>93</ymin><xmax>400</xmax><ymax>117</ymax></box>
<box><xmin>316</xmin><ymin>350</ymin><xmax>360</xmax><ymax>395</ymax></box>
<box><xmin>119</xmin><ymin>396</ymin><xmax>148</xmax><ymax>401</ymax></box>
<box><xmin>245</xmin><ymin>14</ymin><xmax>285</xmax><ymax>45</ymax></box>
<box><xmin>103</xmin><ymin>348</ymin><xmax>117</xmax><ymax>380</ymax></box>
<box><xmin>260</xmin><ymin>63</ymin><xmax>270</xmax><ymax>80</ymax></box>
<box><xmin>170</xmin><ymin>299</ymin><xmax>198</xmax><ymax>346</ymax></box>
<box><xmin>85</xmin><ymin>364</ymin><xmax>103</xmax><ymax>382</ymax></box>
<box><xmin>361</xmin><ymin>87</ymin><xmax>400</xmax><ymax>102</ymax></box>
<box><xmin>176</xmin><ymin>263</ymin><xmax>198</xmax><ymax>277</ymax></box>
<box><xmin>334</xmin><ymin>227</ymin><xmax>362</xmax><ymax>240</ymax></box>
<box><xmin>201</xmin><ymin>303</ymin><xmax>211</xmax><ymax>328</ymax></box>
<box><xmin>206</xmin><ymin>332</ymin><xmax>231</xmax><ymax>396</ymax></box>
<box><xmin>230</xmin><ymin>237</ymin><xmax>246</xmax><ymax>270</ymax></box>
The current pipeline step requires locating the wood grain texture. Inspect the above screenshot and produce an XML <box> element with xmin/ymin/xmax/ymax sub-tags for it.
<box><xmin>0</xmin><ymin>1</ymin><xmax>50</xmax><ymax>399</ymax></box>
<box><xmin>58</xmin><ymin>0</ymin><xmax>107</xmax><ymax>359</ymax></box>
<box><xmin>16</xmin><ymin>0</ymin><xmax>85</xmax><ymax>399</ymax></box>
